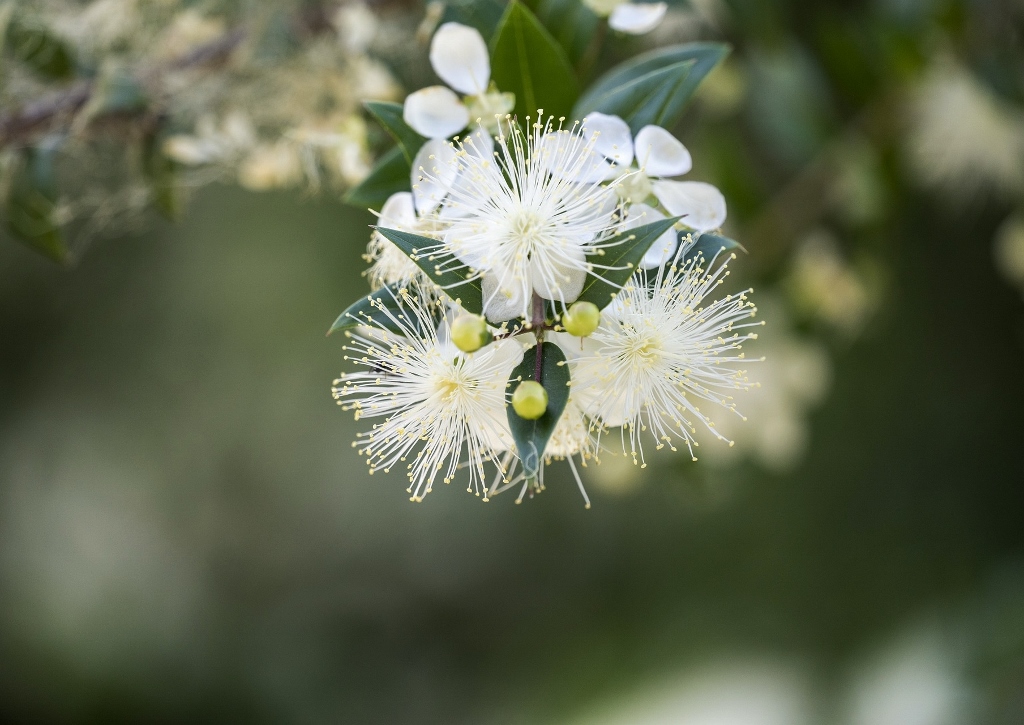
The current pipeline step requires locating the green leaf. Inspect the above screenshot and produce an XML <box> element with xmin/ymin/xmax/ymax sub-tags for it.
<box><xmin>490</xmin><ymin>0</ymin><xmax>580</xmax><ymax>121</ymax></box>
<box><xmin>344</xmin><ymin>146</ymin><xmax>410</xmax><ymax>209</ymax></box>
<box><xmin>328</xmin><ymin>284</ymin><xmax>441</xmax><ymax>337</ymax></box>
<box><xmin>5</xmin><ymin>16</ymin><xmax>74</xmax><ymax>79</ymax></box>
<box><xmin>0</xmin><ymin>3</ymin><xmax>15</xmax><ymax>59</ymax></box>
<box><xmin>571</xmin><ymin>43</ymin><xmax>729</xmax><ymax>132</ymax></box>
<box><xmin>364</xmin><ymin>101</ymin><xmax>426</xmax><ymax>165</ymax></box>
<box><xmin>576</xmin><ymin>216</ymin><xmax>681</xmax><ymax>309</ymax></box>
<box><xmin>374</xmin><ymin>227</ymin><xmax>484</xmax><ymax>314</ymax></box>
<box><xmin>682</xmin><ymin>231</ymin><xmax>744</xmax><ymax>266</ymax></box>
<box><xmin>531</xmin><ymin>0</ymin><xmax>600</xmax><ymax>65</ymax></box>
<box><xmin>506</xmin><ymin>341</ymin><xmax>570</xmax><ymax>480</ymax></box>
<box><xmin>141</xmin><ymin>130</ymin><xmax>182</xmax><ymax>221</ymax></box>
<box><xmin>442</xmin><ymin>0</ymin><xmax>508</xmax><ymax>40</ymax></box>
<box><xmin>4</xmin><ymin>139</ymin><xmax>68</xmax><ymax>263</ymax></box>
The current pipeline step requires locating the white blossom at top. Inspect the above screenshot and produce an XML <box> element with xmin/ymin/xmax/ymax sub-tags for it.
<box><xmin>403</xmin><ymin>22</ymin><xmax>515</xmax><ymax>139</ymax></box>
<box><xmin>368</xmin><ymin>130</ymin><xmax>495</xmax><ymax>293</ymax></box>
<box><xmin>426</xmin><ymin>117</ymin><xmax>624</xmax><ymax>322</ymax></box>
<box><xmin>582</xmin><ymin>112</ymin><xmax>728</xmax><ymax>255</ymax></box>
<box><xmin>567</xmin><ymin>247</ymin><xmax>761</xmax><ymax>465</ymax></box>
<box><xmin>583</xmin><ymin>0</ymin><xmax>668</xmax><ymax>34</ymax></box>
<box><xmin>332</xmin><ymin>290</ymin><xmax>523</xmax><ymax>501</ymax></box>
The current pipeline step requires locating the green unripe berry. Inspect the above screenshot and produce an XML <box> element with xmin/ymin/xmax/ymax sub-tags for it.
<box><xmin>561</xmin><ymin>301</ymin><xmax>601</xmax><ymax>337</ymax></box>
<box><xmin>450</xmin><ymin>314</ymin><xmax>491</xmax><ymax>353</ymax></box>
<box><xmin>512</xmin><ymin>380</ymin><xmax>548</xmax><ymax>420</ymax></box>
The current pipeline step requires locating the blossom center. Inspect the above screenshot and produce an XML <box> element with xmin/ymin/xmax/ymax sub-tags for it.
<box><xmin>508</xmin><ymin>210</ymin><xmax>549</xmax><ymax>254</ymax></box>
<box><xmin>623</xmin><ymin>329</ymin><xmax>663</xmax><ymax>369</ymax></box>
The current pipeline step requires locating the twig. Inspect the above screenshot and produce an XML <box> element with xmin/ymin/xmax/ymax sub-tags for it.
<box><xmin>0</xmin><ymin>28</ymin><xmax>246</xmax><ymax>146</ymax></box>
<box><xmin>531</xmin><ymin>293</ymin><xmax>545</xmax><ymax>381</ymax></box>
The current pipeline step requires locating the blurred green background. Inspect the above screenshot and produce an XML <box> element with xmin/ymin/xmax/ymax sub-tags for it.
<box><xmin>2</xmin><ymin>0</ymin><xmax>1024</xmax><ymax>723</ymax></box>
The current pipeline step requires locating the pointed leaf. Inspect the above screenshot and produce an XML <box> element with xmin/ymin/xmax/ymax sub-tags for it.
<box><xmin>531</xmin><ymin>0</ymin><xmax>600</xmax><ymax>65</ymax></box>
<box><xmin>572</xmin><ymin>43</ymin><xmax>729</xmax><ymax>132</ymax></box>
<box><xmin>577</xmin><ymin>216</ymin><xmax>681</xmax><ymax>309</ymax></box>
<box><xmin>364</xmin><ymin>101</ymin><xmax>426</xmax><ymax>165</ymax></box>
<box><xmin>4</xmin><ymin>139</ymin><xmax>68</xmax><ymax>263</ymax></box>
<box><xmin>506</xmin><ymin>341</ymin><xmax>570</xmax><ymax>480</ymax></box>
<box><xmin>344</xmin><ymin>146</ymin><xmax>410</xmax><ymax>209</ymax></box>
<box><xmin>682</xmin><ymin>231</ymin><xmax>744</xmax><ymax>266</ymax></box>
<box><xmin>490</xmin><ymin>0</ymin><xmax>580</xmax><ymax>121</ymax></box>
<box><xmin>441</xmin><ymin>0</ymin><xmax>508</xmax><ymax>40</ymax></box>
<box><xmin>374</xmin><ymin>227</ymin><xmax>484</xmax><ymax>314</ymax></box>
<box><xmin>328</xmin><ymin>284</ymin><xmax>441</xmax><ymax>337</ymax></box>
<box><xmin>6</xmin><ymin>15</ymin><xmax>74</xmax><ymax>79</ymax></box>
<box><xmin>141</xmin><ymin>129</ymin><xmax>183</xmax><ymax>220</ymax></box>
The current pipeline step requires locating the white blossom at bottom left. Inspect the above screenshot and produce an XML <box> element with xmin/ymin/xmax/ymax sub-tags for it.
<box><xmin>332</xmin><ymin>291</ymin><xmax>523</xmax><ymax>501</ymax></box>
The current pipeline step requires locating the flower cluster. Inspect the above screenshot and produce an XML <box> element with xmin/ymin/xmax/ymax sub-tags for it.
<box><xmin>332</xmin><ymin>15</ymin><xmax>762</xmax><ymax>506</ymax></box>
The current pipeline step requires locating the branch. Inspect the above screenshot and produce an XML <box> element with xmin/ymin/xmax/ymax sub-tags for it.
<box><xmin>0</xmin><ymin>28</ymin><xmax>246</xmax><ymax>146</ymax></box>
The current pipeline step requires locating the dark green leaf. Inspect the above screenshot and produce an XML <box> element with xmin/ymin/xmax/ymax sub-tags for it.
<box><xmin>364</xmin><ymin>101</ymin><xmax>426</xmax><ymax>165</ymax></box>
<box><xmin>344</xmin><ymin>146</ymin><xmax>410</xmax><ymax>209</ymax></box>
<box><xmin>5</xmin><ymin>16</ymin><xmax>74</xmax><ymax>79</ymax></box>
<box><xmin>576</xmin><ymin>216</ymin><xmax>681</xmax><ymax>309</ymax></box>
<box><xmin>4</xmin><ymin>139</ymin><xmax>68</xmax><ymax>263</ymax></box>
<box><xmin>141</xmin><ymin>130</ymin><xmax>182</xmax><ymax>221</ymax></box>
<box><xmin>506</xmin><ymin>341</ymin><xmax>570</xmax><ymax>480</ymax></box>
<box><xmin>374</xmin><ymin>227</ymin><xmax>484</xmax><ymax>314</ymax></box>
<box><xmin>328</xmin><ymin>284</ymin><xmax>441</xmax><ymax>337</ymax></box>
<box><xmin>531</xmin><ymin>0</ymin><xmax>600</xmax><ymax>65</ymax></box>
<box><xmin>490</xmin><ymin>0</ymin><xmax>580</xmax><ymax>121</ymax></box>
<box><xmin>442</xmin><ymin>0</ymin><xmax>508</xmax><ymax>40</ymax></box>
<box><xmin>571</xmin><ymin>43</ymin><xmax>729</xmax><ymax>132</ymax></box>
<box><xmin>682</xmin><ymin>231</ymin><xmax>744</xmax><ymax>266</ymax></box>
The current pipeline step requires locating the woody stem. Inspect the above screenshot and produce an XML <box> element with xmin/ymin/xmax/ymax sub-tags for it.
<box><xmin>532</xmin><ymin>293</ymin><xmax>545</xmax><ymax>382</ymax></box>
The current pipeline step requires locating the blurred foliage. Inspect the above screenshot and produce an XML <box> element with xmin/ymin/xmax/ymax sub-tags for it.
<box><xmin>1</xmin><ymin>0</ymin><xmax>1024</xmax><ymax>723</ymax></box>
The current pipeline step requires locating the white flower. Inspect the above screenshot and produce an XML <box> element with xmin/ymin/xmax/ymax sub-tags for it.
<box><xmin>583</xmin><ymin>0</ymin><xmax>668</xmax><ymax>34</ymax></box>
<box><xmin>403</xmin><ymin>22</ymin><xmax>515</xmax><ymax>139</ymax></box>
<box><xmin>568</xmin><ymin>246</ymin><xmax>761</xmax><ymax>465</ymax></box>
<box><xmin>584</xmin><ymin>112</ymin><xmax>728</xmax><ymax>249</ymax></box>
<box><xmin>428</xmin><ymin>118</ymin><xmax>625</xmax><ymax>322</ymax></box>
<box><xmin>365</xmin><ymin>192</ymin><xmax>436</xmax><ymax>292</ymax></box>
<box><xmin>332</xmin><ymin>290</ymin><xmax>523</xmax><ymax>501</ymax></box>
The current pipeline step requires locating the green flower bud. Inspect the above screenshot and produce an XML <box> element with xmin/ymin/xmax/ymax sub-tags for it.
<box><xmin>450</xmin><ymin>314</ymin><xmax>491</xmax><ymax>353</ymax></box>
<box><xmin>511</xmin><ymin>380</ymin><xmax>548</xmax><ymax>420</ymax></box>
<box><xmin>561</xmin><ymin>301</ymin><xmax>601</xmax><ymax>337</ymax></box>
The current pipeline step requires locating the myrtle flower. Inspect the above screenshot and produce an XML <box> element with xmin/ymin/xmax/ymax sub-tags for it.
<box><xmin>402</xmin><ymin>22</ymin><xmax>515</xmax><ymax>139</ymax></box>
<box><xmin>583</xmin><ymin>111</ymin><xmax>728</xmax><ymax>240</ymax></box>
<box><xmin>568</xmin><ymin>246</ymin><xmax>761</xmax><ymax>465</ymax></box>
<box><xmin>428</xmin><ymin>117</ymin><xmax>624</xmax><ymax>322</ymax></box>
<box><xmin>332</xmin><ymin>290</ymin><xmax>523</xmax><ymax>501</ymax></box>
<box><xmin>582</xmin><ymin>0</ymin><xmax>668</xmax><ymax>34</ymax></box>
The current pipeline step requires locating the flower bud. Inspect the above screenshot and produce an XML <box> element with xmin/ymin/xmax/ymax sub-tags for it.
<box><xmin>450</xmin><ymin>314</ymin><xmax>491</xmax><ymax>353</ymax></box>
<box><xmin>561</xmin><ymin>301</ymin><xmax>601</xmax><ymax>337</ymax></box>
<box><xmin>512</xmin><ymin>380</ymin><xmax>548</xmax><ymax>420</ymax></box>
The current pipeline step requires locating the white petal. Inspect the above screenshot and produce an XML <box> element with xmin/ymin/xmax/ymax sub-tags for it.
<box><xmin>378</xmin><ymin>192</ymin><xmax>417</xmax><ymax>229</ymax></box>
<box><xmin>623</xmin><ymin>203</ymin><xmax>679</xmax><ymax>269</ymax></box>
<box><xmin>429</xmin><ymin>22</ymin><xmax>491</xmax><ymax>95</ymax></box>
<box><xmin>482</xmin><ymin>273</ymin><xmax>529</xmax><ymax>322</ymax></box>
<box><xmin>403</xmin><ymin>86</ymin><xmax>470</xmax><ymax>139</ymax></box>
<box><xmin>582</xmin><ymin>112</ymin><xmax>634</xmax><ymax>167</ymax></box>
<box><xmin>652</xmin><ymin>180</ymin><xmax>727</xmax><ymax>232</ymax></box>
<box><xmin>536</xmin><ymin>130</ymin><xmax>613</xmax><ymax>183</ymax></box>
<box><xmin>608</xmin><ymin>2</ymin><xmax>667</xmax><ymax>34</ymax></box>
<box><xmin>435</xmin><ymin>127</ymin><xmax>496</xmax><ymax>221</ymax></box>
<box><xmin>411</xmin><ymin>138</ymin><xmax>458</xmax><ymax>214</ymax></box>
<box><xmin>634</xmin><ymin>125</ymin><xmax>692</xmax><ymax>178</ymax></box>
<box><xmin>531</xmin><ymin>246</ymin><xmax>588</xmax><ymax>303</ymax></box>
